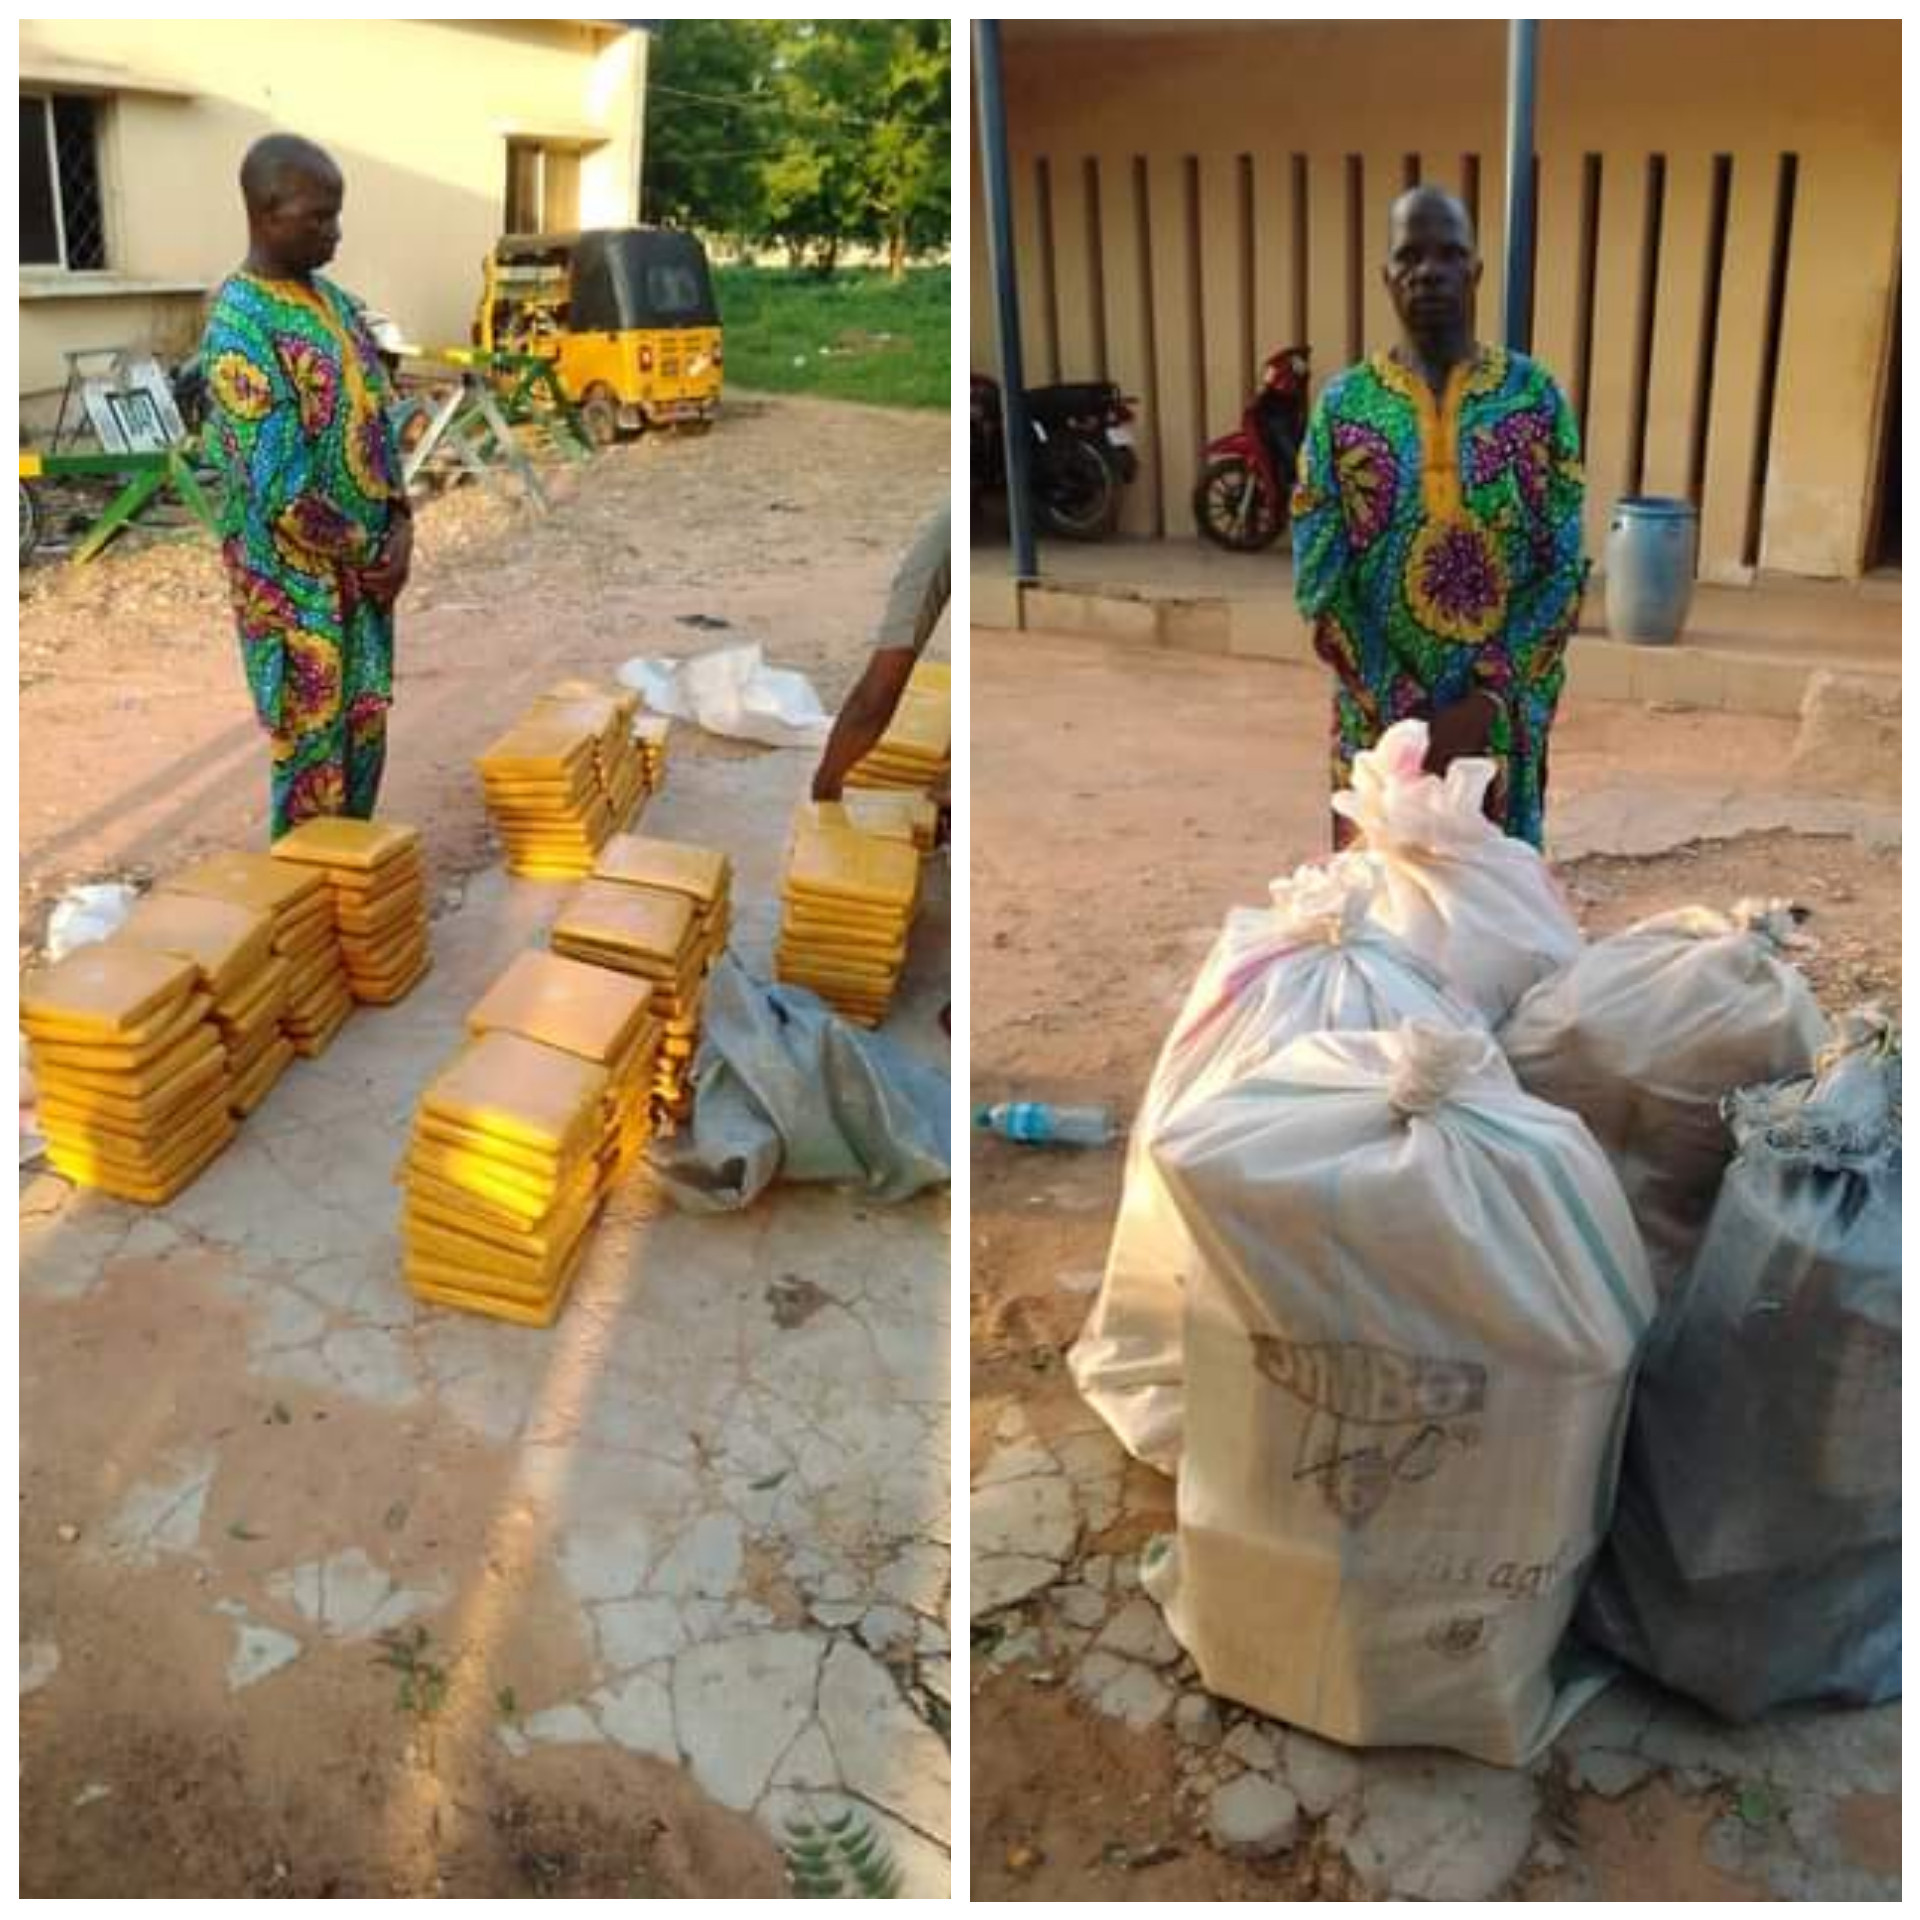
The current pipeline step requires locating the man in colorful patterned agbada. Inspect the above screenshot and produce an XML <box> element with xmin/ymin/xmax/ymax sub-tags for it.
<box><xmin>1291</xmin><ymin>186</ymin><xmax>1586</xmax><ymax>849</ymax></box>
<box><xmin>201</xmin><ymin>134</ymin><xmax>412</xmax><ymax>839</ymax></box>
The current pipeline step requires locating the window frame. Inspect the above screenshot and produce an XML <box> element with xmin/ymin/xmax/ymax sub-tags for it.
<box><xmin>20</xmin><ymin>87</ymin><xmax>110</xmax><ymax>274</ymax></box>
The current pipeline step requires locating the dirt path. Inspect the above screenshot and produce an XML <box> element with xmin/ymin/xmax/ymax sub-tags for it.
<box><xmin>19</xmin><ymin>398</ymin><xmax>951</xmax><ymax>1899</ymax></box>
<box><xmin>968</xmin><ymin>627</ymin><xmax>1899</xmax><ymax>1903</ymax></box>
<box><xmin>19</xmin><ymin>391</ymin><xmax>948</xmax><ymax>957</ymax></box>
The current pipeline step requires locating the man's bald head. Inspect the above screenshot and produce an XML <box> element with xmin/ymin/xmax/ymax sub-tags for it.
<box><xmin>1383</xmin><ymin>184</ymin><xmax>1481</xmax><ymax>353</ymax></box>
<box><xmin>1387</xmin><ymin>186</ymin><xmax>1477</xmax><ymax>260</ymax></box>
<box><xmin>239</xmin><ymin>134</ymin><xmax>343</xmax><ymax>279</ymax></box>
<box><xmin>240</xmin><ymin>134</ymin><xmax>341</xmax><ymax>215</ymax></box>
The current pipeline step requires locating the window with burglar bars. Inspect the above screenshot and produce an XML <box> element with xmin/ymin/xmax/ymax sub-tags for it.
<box><xmin>21</xmin><ymin>92</ymin><xmax>108</xmax><ymax>271</ymax></box>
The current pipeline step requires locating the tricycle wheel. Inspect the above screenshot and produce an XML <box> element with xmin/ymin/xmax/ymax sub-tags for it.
<box><xmin>579</xmin><ymin>386</ymin><xmax>621</xmax><ymax>449</ymax></box>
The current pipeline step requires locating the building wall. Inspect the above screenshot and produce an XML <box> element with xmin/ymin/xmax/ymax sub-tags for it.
<box><xmin>20</xmin><ymin>19</ymin><xmax>646</xmax><ymax>405</ymax></box>
<box><xmin>973</xmin><ymin>19</ymin><xmax>1899</xmax><ymax>581</ymax></box>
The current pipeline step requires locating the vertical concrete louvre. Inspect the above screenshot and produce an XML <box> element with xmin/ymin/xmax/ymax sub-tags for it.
<box><xmin>1034</xmin><ymin>156</ymin><xmax>1063</xmax><ymax>386</ymax></box>
<box><xmin>1581</xmin><ymin>152</ymin><xmax>1650</xmax><ymax>561</ymax></box>
<box><xmin>1049</xmin><ymin>156</ymin><xmax>1101</xmax><ymax>382</ymax></box>
<box><xmin>1011</xmin><ymin>154</ymin><xmax>1051</xmax><ymax>381</ymax></box>
<box><xmin>1685</xmin><ymin>156</ymin><xmax>1734</xmax><ymax>507</ymax></box>
<box><xmin>1084</xmin><ymin>158</ymin><xmax>1111</xmax><ymax>379</ymax></box>
<box><xmin>1624</xmin><ymin>155</ymin><xmax>1667</xmax><ymax>499</ymax></box>
<box><xmin>1235</xmin><ymin>155</ymin><xmax>1257</xmax><ymax>395</ymax></box>
<box><xmin>1199</xmin><ymin>154</ymin><xmax>1249</xmax><ymax>445</ymax></box>
<box><xmin>1743</xmin><ymin>153</ymin><xmax>1799</xmax><ymax>569</ymax></box>
<box><xmin>1306</xmin><ymin>154</ymin><xmax>1348</xmax><ymax>408</ymax></box>
<box><xmin>1762</xmin><ymin>146</ymin><xmax>1900</xmax><ymax>575</ymax></box>
<box><xmin>1099</xmin><ymin>155</ymin><xmax>1160</xmax><ymax>537</ymax></box>
<box><xmin>1642</xmin><ymin>151</ymin><xmax>1715</xmax><ymax>501</ymax></box>
<box><xmin>1697</xmin><ymin>152</ymin><xmax>1781</xmax><ymax>581</ymax></box>
<box><xmin>1147</xmin><ymin>155</ymin><xmax>1204</xmax><ymax>533</ymax></box>
<box><xmin>1362</xmin><ymin>149</ymin><xmax>1401</xmax><ymax>358</ymax></box>
<box><xmin>1532</xmin><ymin>148</ymin><xmax>1588</xmax><ymax>426</ymax></box>
<box><xmin>1343</xmin><ymin>155</ymin><xmax>1366</xmax><ymax>365</ymax></box>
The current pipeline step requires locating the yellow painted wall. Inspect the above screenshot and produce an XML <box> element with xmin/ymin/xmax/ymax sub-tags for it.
<box><xmin>20</xmin><ymin>19</ymin><xmax>646</xmax><ymax>400</ymax></box>
<box><xmin>974</xmin><ymin>19</ymin><xmax>1899</xmax><ymax>579</ymax></box>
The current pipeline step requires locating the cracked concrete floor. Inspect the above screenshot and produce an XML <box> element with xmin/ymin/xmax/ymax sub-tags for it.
<box><xmin>21</xmin><ymin>744</ymin><xmax>951</xmax><ymax>1899</ymax></box>
<box><xmin>969</xmin><ymin>629</ymin><xmax>1899</xmax><ymax>1901</ymax></box>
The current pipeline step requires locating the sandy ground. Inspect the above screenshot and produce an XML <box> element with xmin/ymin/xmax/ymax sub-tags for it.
<box><xmin>18</xmin><ymin>396</ymin><xmax>951</xmax><ymax>1899</ymax></box>
<box><xmin>968</xmin><ymin>626</ymin><xmax>1900</xmax><ymax>1903</ymax></box>
<box><xmin>20</xmin><ymin>391</ymin><xmax>949</xmax><ymax>957</ymax></box>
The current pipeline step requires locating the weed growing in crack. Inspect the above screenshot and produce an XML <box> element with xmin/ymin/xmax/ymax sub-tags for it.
<box><xmin>373</xmin><ymin>1624</ymin><xmax>451</xmax><ymax>1726</ymax></box>
<box><xmin>784</xmin><ymin>1807</ymin><xmax>902</xmax><ymax>1898</ymax></box>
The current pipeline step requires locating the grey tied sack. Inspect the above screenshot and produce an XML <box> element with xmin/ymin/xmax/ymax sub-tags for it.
<box><xmin>1576</xmin><ymin>1010</ymin><xmax>1902</xmax><ymax>1722</ymax></box>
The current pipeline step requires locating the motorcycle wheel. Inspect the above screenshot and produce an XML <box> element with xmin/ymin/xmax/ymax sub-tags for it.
<box><xmin>1036</xmin><ymin>437</ymin><xmax>1120</xmax><ymax>541</ymax></box>
<box><xmin>19</xmin><ymin>479</ymin><xmax>40</xmax><ymax>564</ymax></box>
<box><xmin>1193</xmin><ymin>455</ymin><xmax>1284</xmax><ymax>552</ymax></box>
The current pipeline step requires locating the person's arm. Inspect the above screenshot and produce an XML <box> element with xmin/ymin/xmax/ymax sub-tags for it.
<box><xmin>812</xmin><ymin>647</ymin><xmax>918</xmax><ymax>802</ymax></box>
<box><xmin>812</xmin><ymin>507</ymin><xmax>949</xmax><ymax>800</ymax></box>
<box><xmin>1484</xmin><ymin>373</ymin><xmax>1586</xmax><ymax>705</ymax></box>
<box><xmin>345</xmin><ymin>295</ymin><xmax>414</xmax><ymax>610</ymax></box>
<box><xmin>1291</xmin><ymin>394</ymin><xmax>1387</xmax><ymax>727</ymax></box>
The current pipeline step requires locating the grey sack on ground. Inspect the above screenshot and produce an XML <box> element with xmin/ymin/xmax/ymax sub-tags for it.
<box><xmin>1577</xmin><ymin>1008</ymin><xmax>1902</xmax><ymax>1722</ymax></box>
<box><xmin>651</xmin><ymin>953</ymin><xmax>949</xmax><ymax>1212</ymax></box>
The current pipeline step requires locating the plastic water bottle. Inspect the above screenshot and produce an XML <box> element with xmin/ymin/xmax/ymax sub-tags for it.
<box><xmin>974</xmin><ymin>1100</ymin><xmax>1118</xmax><ymax>1147</ymax></box>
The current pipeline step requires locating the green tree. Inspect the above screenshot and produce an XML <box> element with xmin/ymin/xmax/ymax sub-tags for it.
<box><xmin>641</xmin><ymin>19</ymin><xmax>779</xmax><ymax>238</ymax></box>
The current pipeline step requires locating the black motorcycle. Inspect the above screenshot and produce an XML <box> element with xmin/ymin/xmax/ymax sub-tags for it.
<box><xmin>970</xmin><ymin>373</ymin><xmax>1138</xmax><ymax>541</ymax></box>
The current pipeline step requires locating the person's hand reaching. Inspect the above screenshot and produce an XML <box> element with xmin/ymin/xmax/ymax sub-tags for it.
<box><xmin>1424</xmin><ymin>689</ymin><xmax>1507</xmax><ymax>825</ymax></box>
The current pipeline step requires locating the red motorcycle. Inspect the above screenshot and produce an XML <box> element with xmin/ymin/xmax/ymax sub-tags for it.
<box><xmin>1192</xmin><ymin>345</ymin><xmax>1311</xmax><ymax>552</ymax></box>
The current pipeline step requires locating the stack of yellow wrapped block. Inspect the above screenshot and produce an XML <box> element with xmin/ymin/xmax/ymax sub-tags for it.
<box><xmin>845</xmin><ymin>658</ymin><xmax>949</xmax><ymax>794</ymax></box>
<box><xmin>118</xmin><ymin>888</ymin><xmax>294</xmax><ymax>1116</ymax></box>
<box><xmin>272</xmin><ymin>819</ymin><xmax>431</xmax><ymax>1006</ymax></box>
<box><xmin>536</xmin><ymin>682</ymin><xmax>651</xmax><ymax>829</ymax></box>
<box><xmin>775</xmin><ymin>810</ymin><xmax>921</xmax><ymax>1027</ymax></box>
<box><xmin>796</xmin><ymin>790</ymin><xmax>938</xmax><ymax>855</ymax></box>
<box><xmin>400</xmin><ymin>1030</ymin><xmax>607</xmax><ymax>1326</ymax></box>
<box><xmin>467</xmin><ymin>949</ymin><xmax>663</xmax><ymax>1193</ymax></box>
<box><xmin>477</xmin><ymin>714</ymin><xmax>616</xmax><ymax>878</ymax></box>
<box><xmin>172</xmin><ymin>849</ymin><xmax>352</xmax><ymax>1056</ymax></box>
<box><xmin>549</xmin><ymin>879</ymin><xmax>706</xmax><ymax>1121</ymax></box>
<box><xmin>591</xmin><ymin>834</ymin><xmax>733</xmax><ymax>974</ymax></box>
<box><xmin>24</xmin><ymin>945</ymin><xmax>236</xmax><ymax>1201</ymax></box>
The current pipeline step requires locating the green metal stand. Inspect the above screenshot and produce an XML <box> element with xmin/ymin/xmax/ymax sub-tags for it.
<box><xmin>19</xmin><ymin>448</ymin><xmax>224</xmax><ymax>563</ymax></box>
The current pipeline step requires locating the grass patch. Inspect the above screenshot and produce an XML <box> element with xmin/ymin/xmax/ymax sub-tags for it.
<box><xmin>714</xmin><ymin>265</ymin><xmax>948</xmax><ymax>410</ymax></box>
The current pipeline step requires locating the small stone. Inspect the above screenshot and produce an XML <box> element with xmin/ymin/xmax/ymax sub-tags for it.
<box><xmin>73</xmin><ymin>1783</ymin><xmax>113</xmax><ymax>1809</ymax></box>
<box><xmin>1095</xmin><ymin>1596</ymin><xmax>1181</xmax><ymax>1667</ymax></box>
<box><xmin>1533</xmin><ymin>1837</ymin><xmax>1568</xmax><ymax>1871</ymax></box>
<box><xmin>1223</xmin><ymin>1723</ymin><xmax>1281</xmax><ymax>1774</ymax></box>
<box><xmin>1073</xmin><ymin>1651</ymin><xmax>1174</xmax><ymax>1730</ymax></box>
<box><xmin>1175</xmin><ymin>1693</ymin><xmax>1223</xmax><ymax>1749</ymax></box>
<box><xmin>1208</xmin><ymin>1774</ymin><xmax>1300</xmax><ymax>1858</ymax></box>
<box><xmin>1053</xmin><ymin>1585</ymin><xmax>1107</xmax><ymax>1631</ymax></box>
<box><xmin>1281</xmin><ymin>1727</ymin><xmax>1363</xmax><ymax>1816</ymax></box>
<box><xmin>1113</xmin><ymin>1557</ymin><xmax>1142</xmax><ymax>1593</ymax></box>
<box><xmin>56</xmin><ymin>1525</ymin><xmax>79</xmax><ymax>1546</ymax></box>
<box><xmin>1005</xmin><ymin>1842</ymin><xmax>1042</xmax><ymax>1874</ymax></box>
<box><xmin>1569</xmin><ymin>1748</ymin><xmax>1657</xmax><ymax>1799</ymax></box>
<box><xmin>1083</xmin><ymin>1555</ymin><xmax>1113</xmax><ymax>1592</ymax></box>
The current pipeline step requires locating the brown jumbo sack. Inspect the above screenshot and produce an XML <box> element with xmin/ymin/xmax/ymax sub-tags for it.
<box><xmin>1146</xmin><ymin>1022</ymin><xmax>1655</xmax><ymax>1767</ymax></box>
<box><xmin>1499</xmin><ymin>899</ymin><xmax>1826</xmax><ymax>1296</ymax></box>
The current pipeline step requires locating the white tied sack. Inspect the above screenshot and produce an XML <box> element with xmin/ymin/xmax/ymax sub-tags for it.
<box><xmin>1499</xmin><ymin>898</ymin><xmax>1827</xmax><ymax>1296</ymax></box>
<box><xmin>1146</xmin><ymin>1021</ymin><xmax>1655</xmax><ymax>1767</ymax></box>
<box><xmin>1069</xmin><ymin>858</ymin><xmax>1483</xmax><ymax>1471</ymax></box>
<box><xmin>1333</xmin><ymin>719</ymin><xmax>1581</xmax><ymax>1024</ymax></box>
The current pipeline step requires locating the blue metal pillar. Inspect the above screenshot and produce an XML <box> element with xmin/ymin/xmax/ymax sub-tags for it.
<box><xmin>974</xmin><ymin>20</ymin><xmax>1038</xmax><ymax>580</ymax></box>
<box><xmin>1502</xmin><ymin>20</ymin><xmax>1539</xmax><ymax>352</ymax></box>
